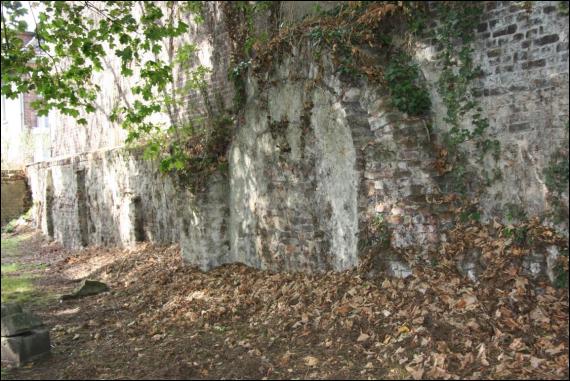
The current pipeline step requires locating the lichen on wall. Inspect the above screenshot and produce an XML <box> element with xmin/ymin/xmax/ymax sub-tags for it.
<box><xmin>228</xmin><ymin>40</ymin><xmax>445</xmax><ymax>271</ymax></box>
<box><xmin>26</xmin><ymin>148</ymin><xmax>230</xmax><ymax>271</ymax></box>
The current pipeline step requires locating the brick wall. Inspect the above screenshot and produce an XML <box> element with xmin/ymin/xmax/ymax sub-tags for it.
<box><xmin>1</xmin><ymin>170</ymin><xmax>31</xmax><ymax>226</ymax></box>
<box><xmin>417</xmin><ymin>1</ymin><xmax>569</xmax><ymax>228</ymax></box>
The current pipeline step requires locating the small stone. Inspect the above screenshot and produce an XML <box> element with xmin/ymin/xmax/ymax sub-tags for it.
<box><xmin>342</xmin><ymin>88</ymin><xmax>361</xmax><ymax>102</ymax></box>
<box><xmin>1</xmin><ymin>312</ymin><xmax>43</xmax><ymax>337</ymax></box>
<box><xmin>386</xmin><ymin>261</ymin><xmax>413</xmax><ymax>279</ymax></box>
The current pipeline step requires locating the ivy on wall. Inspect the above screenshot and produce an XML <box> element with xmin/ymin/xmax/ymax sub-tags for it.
<box><xmin>426</xmin><ymin>2</ymin><xmax>502</xmax><ymax>193</ymax></box>
<box><xmin>222</xmin><ymin>1</ymin><xmax>278</xmax><ymax>111</ymax></box>
<box><xmin>224</xmin><ymin>1</ymin><xmax>501</xmax><ymax>195</ymax></box>
<box><xmin>544</xmin><ymin>123</ymin><xmax>570</xmax><ymax>225</ymax></box>
<box><xmin>384</xmin><ymin>53</ymin><xmax>431</xmax><ymax>117</ymax></box>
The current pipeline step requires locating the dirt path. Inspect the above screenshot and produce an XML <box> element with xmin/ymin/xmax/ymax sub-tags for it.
<box><xmin>1</xmin><ymin>225</ymin><xmax>569</xmax><ymax>380</ymax></box>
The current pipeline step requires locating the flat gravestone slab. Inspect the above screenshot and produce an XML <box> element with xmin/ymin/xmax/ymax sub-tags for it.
<box><xmin>61</xmin><ymin>279</ymin><xmax>109</xmax><ymax>300</ymax></box>
<box><xmin>1</xmin><ymin>328</ymin><xmax>50</xmax><ymax>365</ymax></box>
<box><xmin>1</xmin><ymin>312</ymin><xmax>43</xmax><ymax>337</ymax></box>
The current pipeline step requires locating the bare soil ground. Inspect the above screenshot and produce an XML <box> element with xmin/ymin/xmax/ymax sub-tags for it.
<box><xmin>1</xmin><ymin>224</ymin><xmax>568</xmax><ymax>380</ymax></box>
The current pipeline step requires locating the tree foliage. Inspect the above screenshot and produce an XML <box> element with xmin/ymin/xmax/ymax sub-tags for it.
<box><xmin>1</xmin><ymin>1</ymin><xmax>208</xmax><ymax>172</ymax></box>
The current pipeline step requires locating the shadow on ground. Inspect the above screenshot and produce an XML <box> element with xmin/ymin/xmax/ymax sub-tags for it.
<box><xmin>1</xmin><ymin>224</ymin><xmax>569</xmax><ymax>380</ymax></box>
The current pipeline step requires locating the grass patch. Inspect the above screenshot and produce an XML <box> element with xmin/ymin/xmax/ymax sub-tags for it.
<box><xmin>1</xmin><ymin>273</ymin><xmax>55</xmax><ymax>306</ymax></box>
<box><xmin>1</xmin><ymin>263</ymin><xmax>19</xmax><ymax>273</ymax></box>
<box><xmin>1</xmin><ymin>262</ymin><xmax>48</xmax><ymax>274</ymax></box>
<box><xmin>1</xmin><ymin>235</ymin><xmax>55</xmax><ymax>306</ymax></box>
<box><xmin>1</xmin><ymin>236</ymin><xmax>20</xmax><ymax>252</ymax></box>
<box><xmin>1</xmin><ymin>233</ymin><xmax>32</xmax><ymax>257</ymax></box>
<box><xmin>1</xmin><ymin>275</ymin><xmax>35</xmax><ymax>303</ymax></box>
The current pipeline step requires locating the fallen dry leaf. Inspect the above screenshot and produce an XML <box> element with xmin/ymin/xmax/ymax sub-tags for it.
<box><xmin>546</xmin><ymin>344</ymin><xmax>565</xmax><ymax>356</ymax></box>
<box><xmin>530</xmin><ymin>356</ymin><xmax>545</xmax><ymax>369</ymax></box>
<box><xmin>398</xmin><ymin>325</ymin><xmax>410</xmax><ymax>335</ymax></box>
<box><xmin>336</xmin><ymin>305</ymin><xmax>352</xmax><ymax>316</ymax></box>
<box><xmin>357</xmin><ymin>333</ymin><xmax>370</xmax><ymax>342</ymax></box>
<box><xmin>304</xmin><ymin>356</ymin><xmax>319</xmax><ymax>367</ymax></box>
<box><xmin>405</xmin><ymin>365</ymin><xmax>424</xmax><ymax>380</ymax></box>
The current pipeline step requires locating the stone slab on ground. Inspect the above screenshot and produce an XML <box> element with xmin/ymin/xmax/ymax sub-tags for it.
<box><xmin>1</xmin><ymin>312</ymin><xmax>43</xmax><ymax>337</ymax></box>
<box><xmin>1</xmin><ymin>328</ymin><xmax>50</xmax><ymax>365</ymax></box>
<box><xmin>61</xmin><ymin>279</ymin><xmax>109</xmax><ymax>300</ymax></box>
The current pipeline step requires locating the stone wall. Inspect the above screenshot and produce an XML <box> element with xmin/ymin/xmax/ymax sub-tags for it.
<box><xmin>416</xmin><ymin>1</ymin><xmax>569</xmax><ymax>230</ymax></box>
<box><xmin>26</xmin><ymin>148</ymin><xmax>230</xmax><ymax>270</ymax></box>
<box><xmin>40</xmin><ymin>1</ymin><xmax>568</xmax><ymax>226</ymax></box>
<box><xmin>228</xmin><ymin>43</ymin><xmax>445</xmax><ymax>271</ymax></box>
<box><xmin>1</xmin><ymin>170</ymin><xmax>31</xmax><ymax>226</ymax></box>
<box><xmin>24</xmin><ymin>1</ymin><xmax>569</xmax><ymax>274</ymax></box>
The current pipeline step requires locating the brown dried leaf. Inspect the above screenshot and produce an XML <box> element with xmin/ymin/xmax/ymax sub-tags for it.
<box><xmin>336</xmin><ymin>305</ymin><xmax>352</xmax><ymax>316</ymax></box>
<box><xmin>509</xmin><ymin>338</ymin><xmax>526</xmax><ymax>352</ymax></box>
<box><xmin>405</xmin><ymin>365</ymin><xmax>424</xmax><ymax>380</ymax></box>
<box><xmin>530</xmin><ymin>356</ymin><xmax>544</xmax><ymax>369</ymax></box>
<box><xmin>304</xmin><ymin>355</ymin><xmax>319</xmax><ymax>367</ymax></box>
<box><xmin>546</xmin><ymin>344</ymin><xmax>565</xmax><ymax>356</ymax></box>
<box><xmin>529</xmin><ymin>307</ymin><xmax>550</xmax><ymax>325</ymax></box>
<box><xmin>357</xmin><ymin>333</ymin><xmax>370</xmax><ymax>342</ymax></box>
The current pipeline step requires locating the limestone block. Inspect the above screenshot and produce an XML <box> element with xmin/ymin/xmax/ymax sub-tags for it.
<box><xmin>367</xmin><ymin>97</ymin><xmax>392</xmax><ymax>116</ymax></box>
<box><xmin>1</xmin><ymin>328</ymin><xmax>50</xmax><ymax>365</ymax></box>
<box><xmin>0</xmin><ymin>303</ymin><xmax>23</xmax><ymax>318</ymax></box>
<box><xmin>545</xmin><ymin>245</ymin><xmax>561</xmax><ymax>284</ymax></box>
<box><xmin>342</xmin><ymin>88</ymin><xmax>361</xmax><ymax>103</ymax></box>
<box><xmin>1</xmin><ymin>312</ymin><xmax>43</xmax><ymax>337</ymax></box>
<box><xmin>522</xmin><ymin>251</ymin><xmax>546</xmax><ymax>279</ymax></box>
<box><xmin>368</xmin><ymin>113</ymin><xmax>402</xmax><ymax>131</ymax></box>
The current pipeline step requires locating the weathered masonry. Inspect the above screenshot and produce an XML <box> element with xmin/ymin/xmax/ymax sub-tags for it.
<box><xmin>25</xmin><ymin>1</ymin><xmax>568</xmax><ymax>274</ymax></box>
<box><xmin>1</xmin><ymin>170</ymin><xmax>31</xmax><ymax>227</ymax></box>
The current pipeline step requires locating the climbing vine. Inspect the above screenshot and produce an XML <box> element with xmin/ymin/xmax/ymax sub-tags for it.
<box><xmin>222</xmin><ymin>1</ymin><xmax>277</xmax><ymax>111</ymax></box>
<box><xmin>228</xmin><ymin>2</ymin><xmax>501</xmax><ymax>193</ymax></box>
<box><xmin>424</xmin><ymin>2</ymin><xmax>502</xmax><ymax>192</ymax></box>
<box><xmin>384</xmin><ymin>53</ymin><xmax>431</xmax><ymax>116</ymax></box>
